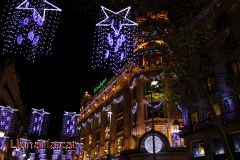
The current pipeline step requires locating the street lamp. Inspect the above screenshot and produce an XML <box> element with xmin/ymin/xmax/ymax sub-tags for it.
<box><xmin>150</xmin><ymin>80</ymin><xmax>158</xmax><ymax>160</ymax></box>
<box><xmin>0</xmin><ymin>132</ymin><xmax>5</xmax><ymax>138</ymax></box>
<box><xmin>107</xmin><ymin>110</ymin><xmax>112</xmax><ymax>160</ymax></box>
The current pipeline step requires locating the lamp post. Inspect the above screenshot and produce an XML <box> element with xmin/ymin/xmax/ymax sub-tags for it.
<box><xmin>107</xmin><ymin>110</ymin><xmax>112</xmax><ymax>160</ymax></box>
<box><xmin>150</xmin><ymin>80</ymin><xmax>158</xmax><ymax>160</ymax></box>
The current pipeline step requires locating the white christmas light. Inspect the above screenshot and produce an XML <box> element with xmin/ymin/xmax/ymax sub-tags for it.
<box><xmin>16</xmin><ymin>0</ymin><xmax>62</xmax><ymax>22</ymax></box>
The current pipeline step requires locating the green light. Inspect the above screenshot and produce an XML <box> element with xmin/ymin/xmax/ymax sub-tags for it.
<box><xmin>93</xmin><ymin>78</ymin><xmax>107</xmax><ymax>94</ymax></box>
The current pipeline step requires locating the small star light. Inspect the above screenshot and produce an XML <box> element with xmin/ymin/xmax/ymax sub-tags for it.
<box><xmin>1</xmin><ymin>0</ymin><xmax>62</xmax><ymax>62</ymax></box>
<box><xmin>62</xmin><ymin>111</ymin><xmax>79</xmax><ymax>137</ymax></box>
<box><xmin>93</xmin><ymin>6</ymin><xmax>138</xmax><ymax>74</ymax></box>
<box><xmin>29</xmin><ymin>108</ymin><xmax>50</xmax><ymax>136</ymax></box>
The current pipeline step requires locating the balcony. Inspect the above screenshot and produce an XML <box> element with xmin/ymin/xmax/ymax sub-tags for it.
<box><xmin>180</xmin><ymin>120</ymin><xmax>214</xmax><ymax>136</ymax></box>
<box><xmin>220</xmin><ymin>109</ymin><xmax>240</xmax><ymax>123</ymax></box>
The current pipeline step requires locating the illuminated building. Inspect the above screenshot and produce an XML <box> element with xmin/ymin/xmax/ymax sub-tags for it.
<box><xmin>78</xmin><ymin>9</ymin><xmax>187</xmax><ymax>160</ymax></box>
<box><xmin>178</xmin><ymin>0</ymin><xmax>240</xmax><ymax>160</ymax></box>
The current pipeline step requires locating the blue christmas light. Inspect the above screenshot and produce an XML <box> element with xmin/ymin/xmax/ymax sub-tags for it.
<box><xmin>62</xmin><ymin>112</ymin><xmax>79</xmax><ymax>137</ymax></box>
<box><xmin>93</xmin><ymin>6</ymin><xmax>138</xmax><ymax>74</ymax></box>
<box><xmin>16</xmin><ymin>0</ymin><xmax>62</xmax><ymax>22</ymax></box>
<box><xmin>29</xmin><ymin>108</ymin><xmax>50</xmax><ymax>136</ymax></box>
<box><xmin>1</xmin><ymin>0</ymin><xmax>62</xmax><ymax>62</ymax></box>
<box><xmin>0</xmin><ymin>106</ymin><xmax>18</xmax><ymax>134</ymax></box>
<box><xmin>96</xmin><ymin>6</ymin><xmax>137</xmax><ymax>36</ymax></box>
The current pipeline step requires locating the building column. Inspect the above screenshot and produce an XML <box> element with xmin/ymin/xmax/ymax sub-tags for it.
<box><xmin>136</xmin><ymin>80</ymin><xmax>145</xmax><ymax>137</ymax></box>
<box><xmin>99</xmin><ymin>111</ymin><xmax>106</xmax><ymax>158</ymax></box>
<box><xmin>110</xmin><ymin>104</ymin><xmax>117</xmax><ymax>155</ymax></box>
<box><xmin>123</xmin><ymin>88</ymin><xmax>132</xmax><ymax>151</ymax></box>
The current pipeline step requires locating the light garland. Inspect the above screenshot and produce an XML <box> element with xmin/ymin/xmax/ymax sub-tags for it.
<box><xmin>131</xmin><ymin>102</ymin><xmax>137</xmax><ymax>114</ymax></box>
<box><xmin>81</xmin><ymin>64</ymin><xmax>133</xmax><ymax>117</ymax></box>
<box><xmin>129</xmin><ymin>78</ymin><xmax>136</xmax><ymax>90</ymax></box>
<box><xmin>93</xmin><ymin>6</ymin><xmax>137</xmax><ymax>74</ymax></box>
<box><xmin>29</xmin><ymin>108</ymin><xmax>50</xmax><ymax>136</ymax></box>
<box><xmin>94</xmin><ymin>112</ymin><xmax>101</xmax><ymax>118</ymax></box>
<box><xmin>62</xmin><ymin>112</ymin><xmax>79</xmax><ymax>137</ymax></box>
<box><xmin>0</xmin><ymin>106</ymin><xmax>18</xmax><ymax>133</ymax></box>
<box><xmin>112</xmin><ymin>95</ymin><xmax>124</xmax><ymax>104</ymax></box>
<box><xmin>1</xmin><ymin>0</ymin><xmax>62</xmax><ymax>62</ymax></box>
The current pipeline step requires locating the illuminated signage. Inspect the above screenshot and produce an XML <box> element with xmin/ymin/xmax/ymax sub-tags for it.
<box><xmin>94</xmin><ymin>78</ymin><xmax>107</xmax><ymax>94</ymax></box>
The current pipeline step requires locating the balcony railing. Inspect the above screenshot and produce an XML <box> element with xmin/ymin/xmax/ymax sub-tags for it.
<box><xmin>220</xmin><ymin>109</ymin><xmax>240</xmax><ymax>123</ymax></box>
<box><xmin>180</xmin><ymin>119</ymin><xmax>214</xmax><ymax>136</ymax></box>
<box><xmin>180</xmin><ymin>109</ymin><xmax>240</xmax><ymax>136</ymax></box>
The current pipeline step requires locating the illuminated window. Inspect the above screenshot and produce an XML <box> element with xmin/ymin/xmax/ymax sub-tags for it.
<box><xmin>89</xmin><ymin>135</ymin><xmax>92</xmax><ymax>145</ymax></box>
<box><xmin>104</xmin><ymin>142</ymin><xmax>110</xmax><ymax>155</ymax></box>
<box><xmin>231</xmin><ymin>61</ymin><xmax>240</xmax><ymax>77</ymax></box>
<box><xmin>172</xmin><ymin>133</ymin><xmax>180</xmax><ymax>147</ymax></box>
<box><xmin>207</xmin><ymin>75</ymin><xmax>215</xmax><ymax>92</ymax></box>
<box><xmin>180</xmin><ymin>138</ymin><xmax>185</xmax><ymax>147</ymax></box>
<box><xmin>115</xmin><ymin>137</ymin><xmax>123</xmax><ymax>153</ymax></box>
<box><xmin>94</xmin><ymin>116</ymin><xmax>101</xmax><ymax>128</ymax></box>
<box><xmin>231</xmin><ymin>134</ymin><xmax>240</xmax><ymax>153</ymax></box>
<box><xmin>143</xmin><ymin>55</ymin><xmax>163</xmax><ymax>66</ymax></box>
<box><xmin>192</xmin><ymin>141</ymin><xmax>205</xmax><ymax>157</ymax></box>
<box><xmin>95</xmin><ymin>145</ymin><xmax>99</xmax><ymax>156</ymax></box>
<box><xmin>190</xmin><ymin>112</ymin><xmax>199</xmax><ymax>124</ymax></box>
<box><xmin>105</xmin><ymin>124</ymin><xmax>110</xmax><ymax>140</ymax></box>
<box><xmin>212</xmin><ymin>137</ymin><xmax>225</xmax><ymax>155</ymax></box>
<box><xmin>213</xmin><ymin>103</ymin><xmax>221</xmax><ymax>116</ymax></box>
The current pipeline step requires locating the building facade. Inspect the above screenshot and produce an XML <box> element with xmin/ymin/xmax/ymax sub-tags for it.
<box><xmin>179</xmin><ymin>0</ymin><xmax>240</xmax><ymax>160</ymax></box>
<box><xmin>78</xmin><ymin>9</ymin><xmax>188</xmax><ymax>160</ymax></box>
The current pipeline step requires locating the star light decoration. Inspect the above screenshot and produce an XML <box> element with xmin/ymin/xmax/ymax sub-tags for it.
<box><xmin>29</xmin><ymin>108</ymin><xmax>50</xmax><ymax>136</ymax></box>
<box><xmin>92</xmin><ymin>6</ymin><xmax>138</xmax><ymax>74</ymax></box>
<box><xmin>62</xmin><ymin>112</ymin><xmax>79</xmax><ymax>137</ymax></box>
<box><xmin>0</xmin><ymin>106</ymin><xmax>18</xmax><ymax>134</ymax></box>
<box><xmin>1</xmin><ymin>0</ymin><xmax>62</xmax><ymax>62</ymax></box>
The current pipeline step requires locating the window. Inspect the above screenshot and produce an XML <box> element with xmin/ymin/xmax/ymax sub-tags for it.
<box><xmin>116</xmin><ymin>118</ymin><xmax>124</xmax><ymax>133</ymax></box>
<box><xmin>224</xmin><ymin>99</ymin><xmax>230</xmax><ymax>111</ymax></box>
<box><xmin>192</xmin><ymin>141</ymin><xmax>205</xmax><ymax>157</ymax></box>
<box><xmin>132</xmin><ymin>88</ymin><xmax>137</xmax><ymax>100</ymax></box>
<box><xmin>231</xmin><ymin>61</ymin><xmax>240</xmax><ymax>78</ymax></box>
<box><xmin>213</xmin><ymin>103</ymin><xmax>221</xmax><ymax>116</ymax></box>
<box><xmin>143</xmin><ymin>54</ymin><xmax>163</xmax><ymax>66</ymax></box>
<box><xmin>116</xmin><ymin>102</ymin><xmax>124</xmax><ymax>114</ymax></box>
<box><xmin>95</xmin><ymin>145</ymin><xmax>99</xmax><ymax>156</ymax></box>
<box><xmin>96</xmin><ymin>129</ymin><xmax>100</xmax><ymax>141</ymax></box>
<box><xmin>207</xmin><ymin>75</ymin><xmax>216</xmax><ymax>92</ymax></box>
<box><xmin>104</xmin><ymin>142</ymin><xmax>110</xmax><ymax>155</ymax></box>
<box><xmin>238</xmin><ymin>94</ymin><xmax>240</xmax><ymax>107</ymax></box>
<box><xmin>105</xmin><ymin>124</ymin><xmax>110</xmax><ymax>140</ymax></box>
<box><xmin>215</xmin><ymin>12</ymin><xmax>231</xmax><ymax>31</ymax></box>
<box><xmin>231</xmin><ymin>133</ymin><xmax>240</xmax><ymax>153</ymax></box>
<box><xmin>115</xmin><ymin>137</ymin><xmax>123</xmax><ymax>153</ymax></box>
<box><xmin>191</xmin><ymin>112</ymin><xmax>199</xmax><ymax>124</ymax></box>
<box><xmin>145</xmin><ymin>104</ymin><xmax>167</xmax><ymax>119</ymax></box>
<box><xmin>212</xmin><ymin>137</ymin><xmax>225</xmax><ymax>155</ymax></box>
<box><xmin>89</xmin><ymin>134</ymin><xmax>92</xmax><ymax>145</ymax></box>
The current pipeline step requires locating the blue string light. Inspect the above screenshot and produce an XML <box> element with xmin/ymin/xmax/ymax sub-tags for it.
<box><xmin>29</xmin><ymin>108</ymin><xmax>50</xmax><ymax>136</ymax></box>
<box><xmin>93</xmin><ymin>6</ymin><xmax>138</xmax><ymax>74</ymax></box>
<box><xmin>1</xmin><ymin>0</ymin><xmax>62</xmax><ymax>62</ymax></box>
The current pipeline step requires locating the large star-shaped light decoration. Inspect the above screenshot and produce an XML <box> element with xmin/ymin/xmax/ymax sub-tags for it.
<box><xmin>96</xmin><ymin>6</ymin><xmax>138</xmax><ymax>35</ymax></box>
<box><xmin>0</xmin><ymin>106</ymin><xmax>18</xmax><ymax>113</ymax></box>
<box><xmin>16</xmin><ymin>0</ymin><xmax>62</xmax><ymax>22</ymax></box>
<box><xmin>32</xmin><ymin>108</ymin><xmax>50</xmax><ymax>115</ymax></box>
